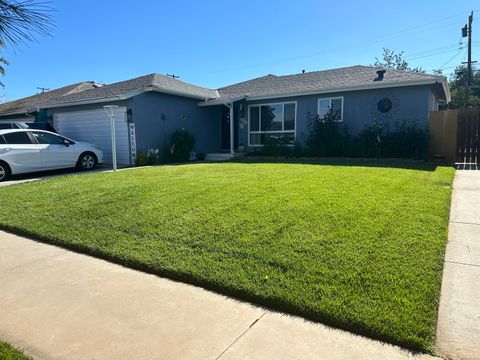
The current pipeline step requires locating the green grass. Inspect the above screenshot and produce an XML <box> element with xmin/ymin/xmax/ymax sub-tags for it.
<box><xmin>0</xmin><ymin>341</ymin><xmax>31</xmax><ymax>360</ymax></box>
<box><xmin>0</xmin><ymin>160</ymin><xmax>455</xmax><ymax>353</ymax></box>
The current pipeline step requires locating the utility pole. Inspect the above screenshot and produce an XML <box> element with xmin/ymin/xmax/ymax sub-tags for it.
<box><xmin>462</xmin><ymin>11</ymin><xmax>475</xmax><ymax>107</ymax></box>
<box><xmin>166</xmin><ymin>74</ymin><xmax>180</xmax><ymax>79</ymax></box>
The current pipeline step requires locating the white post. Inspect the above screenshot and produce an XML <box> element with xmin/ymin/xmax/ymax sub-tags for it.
<box><xmin>229</xmin><ymin>103</ymin><xmax>234</xmax><ymax>156</ymax></box>
<box><xmin>104</xmin><ymin>105</ymin><xmax>119</xmax><ymax>171</ymax></box>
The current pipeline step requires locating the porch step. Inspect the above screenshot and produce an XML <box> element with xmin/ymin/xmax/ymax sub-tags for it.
<box><xmin>205</xmin><ymin>153</ymin><xmax>234</xmax><ymax>161</ymax></box>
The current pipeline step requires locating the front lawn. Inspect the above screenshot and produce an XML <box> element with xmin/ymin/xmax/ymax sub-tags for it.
<box><xmin>0</xmin><ymin>161</ymin><xmax>454</xmax><ymax>353</ymax></box>
<box><xmin>0</xmin><ymin>341</ymin><xmax>31</xmax><ymax>360</ymax></box>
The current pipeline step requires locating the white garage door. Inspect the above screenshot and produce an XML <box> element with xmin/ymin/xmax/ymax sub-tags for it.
<box><xmin>54</xmin><ymin>107</ymin><xmax>131</xmax><ymax>165</ymax></box>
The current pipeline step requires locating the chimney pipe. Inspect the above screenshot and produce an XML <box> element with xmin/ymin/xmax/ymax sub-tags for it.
<box><xmin>374</xmin><ymin>70</ymin><xmax>386</xmax><ymax>81</ymax></box>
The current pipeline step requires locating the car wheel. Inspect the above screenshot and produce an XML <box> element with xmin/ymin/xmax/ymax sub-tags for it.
<box><xmin>0</xmin><ymin>161</ymin><xmax>11</xmax><ymax>182</ymax></box>
<box><xmin>77</xmin><ymin>152</ymin><xmax>97</xmax><ymax>171</ymax></box>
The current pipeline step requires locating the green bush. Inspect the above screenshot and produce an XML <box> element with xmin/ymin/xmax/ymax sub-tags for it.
<box><xmin>135</xmin><ymin>148</ymin><xmax>160</xmax><ymax>166</ymax></box>
<box><xmin>305</xmin><ymin>112</ymin><xmax>353</xmax><ymax>157</ymax></box>
<box><xmin>304</xmin><ymin>114</ymin><xmax>428</xmax><ymax>160</ymax></box>
<box><xmin>355</xmin><ymin>120</ymin><xmax>428</xmax><ymax>159</ymax></box>
<box><xmin>251</xmin><ymin>137</ymin><xmax>305</xmax><ymax>157</ymax></box>
<box><xmin>167</xmin><ymin>129</ymin><xmax>195</xmax><ymax>163</ymax></box>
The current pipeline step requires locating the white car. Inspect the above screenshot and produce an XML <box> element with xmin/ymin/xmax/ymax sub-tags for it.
<box><xmin>0</xmin><ymin>129</ymin><xmax>104</xmax><ymax>182</ymax></box>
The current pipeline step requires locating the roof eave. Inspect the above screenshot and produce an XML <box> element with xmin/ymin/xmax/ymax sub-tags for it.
<box><xmin>198</xmin><ymin>96</ymin><xmax>247</xmax><ymax>107</ymax></box>
<box><xmin>0</xmin><ymin>109</ymin><xmax>38</xmax><ymax>117</ymax></box>
<box><xmin>146</xmin><ymin>86</ymin><xmax>218</xmax><ymax>101</ymax></box>
<box><xmin>200</xmin><ymin>78</ymin><xmax>449</xmax><ymax>105</ymax></box>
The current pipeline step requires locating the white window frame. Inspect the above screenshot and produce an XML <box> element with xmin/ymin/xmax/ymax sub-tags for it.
<box><xmin>317</xmin><ymin>96</ymin><xmax>344</xmax><ymax>122</ymax></box>
<box><xmin>248</xmin><ymin>101</ymin><xmax>297</xmax><ymax>147</ymax></box>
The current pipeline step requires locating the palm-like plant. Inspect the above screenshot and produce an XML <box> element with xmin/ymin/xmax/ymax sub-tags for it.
<box><xmin>0</xmin><ymin>0</ymin><xmax>53</xmax><ymax>87</ymax></box>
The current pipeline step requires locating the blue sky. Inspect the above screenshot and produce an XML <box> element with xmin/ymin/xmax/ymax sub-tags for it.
<box><xmin>1</xmin><ymin>0</ymin><xmax>479</xmax><ymax>101</ymax></box>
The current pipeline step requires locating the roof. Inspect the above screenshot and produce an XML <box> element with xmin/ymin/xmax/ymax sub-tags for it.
<box><xmin>39</xmin><ymin>73</ymin><xmax>218</xmax><ymax>108</ymax></box>
<box><xmin>0</xmin><ymin>66</ymin><xmax>450</xmax><ymax>113</ymax></box>
<box><xmin>204</xmin><ymin>65</ymin><xmax>449</xmax><ymax>105</ymax></box>
<box><xmin>0</xmin><ymin>82</ymin><xmax>99</xmax><ymax>116</ymax></box>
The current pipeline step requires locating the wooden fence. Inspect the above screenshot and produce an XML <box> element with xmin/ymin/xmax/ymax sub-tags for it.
<box><xmin>429</xmin><ymin>110</ymin><xmax>458</xmax><ymax>164</ymax></box>
<box><xmin>429</xmin><ymin>107</ymin><xmax>480</xmax><ymax>166</ymax></box>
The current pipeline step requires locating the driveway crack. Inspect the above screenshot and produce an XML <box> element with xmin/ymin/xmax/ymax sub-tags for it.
<box><xmin>215</xmin><ymin>311</ymin><xmax>267</xmax><ymax>360</ymax></box>
<box><xmin>445</xmin><ymin>260</ymin><xmax>480</xmax><ymax>268</ymax></box>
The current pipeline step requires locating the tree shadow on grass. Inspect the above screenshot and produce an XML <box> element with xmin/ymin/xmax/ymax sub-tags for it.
<box><xmin>229</xmin><ymin>157</ymin><xmax>444</xmax><ymax>172</ymax></box>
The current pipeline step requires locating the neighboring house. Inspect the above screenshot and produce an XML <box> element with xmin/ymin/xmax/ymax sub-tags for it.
<box><xmin>0</xmin><ymin>65</ymin><xmax>450</xmax><ymax>164</ymax></box>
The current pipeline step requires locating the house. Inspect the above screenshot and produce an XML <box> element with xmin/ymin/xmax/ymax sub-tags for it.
<box><xmin>0</xmin><ymin>65</ymin><xmax>450</xmax><ymax>164</ymax></box>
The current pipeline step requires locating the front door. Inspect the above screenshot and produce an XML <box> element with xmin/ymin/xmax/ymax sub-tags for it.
<box><xmin>221</xmin><ymin>106</ymin><xmax>231</xmax><ymax>151</ymax></box>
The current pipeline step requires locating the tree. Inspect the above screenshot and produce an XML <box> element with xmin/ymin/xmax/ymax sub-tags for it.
<box><xmin>0</xmin><ymin>0</ymin><xmax>53</xmax><ymax>87</ymax></box>
<box><xmin>447</xmin><ymin>65</ymin><xmax>480</xmax><ymax>109</ymax></box>
<box><xmin>373</xmin><ymin>48</ymin><xmax>425</xmax><ymax>73</ymax></box>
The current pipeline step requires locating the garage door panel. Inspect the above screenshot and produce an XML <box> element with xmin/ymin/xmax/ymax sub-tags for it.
<box><xmin>54</xmin><ymin>107</ymin><xmax>131</xmax><ymax>165</ymax></box>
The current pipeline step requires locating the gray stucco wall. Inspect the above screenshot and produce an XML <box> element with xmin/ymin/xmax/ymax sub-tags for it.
<box><xmin>236</xmin><ymin>84</ymin><xmax>436</xmax><ymax>151</ymax></box>
<box><xmin>131</xmin><ymin>92</ymin><xmax>221</xmax><ymax>160</ymax></box>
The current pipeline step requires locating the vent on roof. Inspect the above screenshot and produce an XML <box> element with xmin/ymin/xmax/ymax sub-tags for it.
<box><xmin>374</xmin><ymin>70</ymin><xmax>386</xmax><ymax>81</ymax></box>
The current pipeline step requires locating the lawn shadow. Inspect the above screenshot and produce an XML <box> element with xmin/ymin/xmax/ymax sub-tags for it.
<box><xmin>229</xmin><ymin>157</ymin><xmax>444</xmax><ymax>172</ymax></box>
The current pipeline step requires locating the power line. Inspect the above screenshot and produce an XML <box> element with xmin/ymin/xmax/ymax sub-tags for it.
<box><xmin>438</xmin><ymin>48</ymin><xmax>467</xmax><ymax>70</ymax></box>
<box><xmin>406</xmin><ymin>46</ymin><xmax>466</xmax><ymax>61</ymax></box>
<box><xmin>208</xmin><ymin>11</ymin><xmax>473</xmax><ymax>75</ymax></box>
<box><xmin>405</xmin><ymin>43</ymin><xmax>464</xmax><ymax>58</ymax></box>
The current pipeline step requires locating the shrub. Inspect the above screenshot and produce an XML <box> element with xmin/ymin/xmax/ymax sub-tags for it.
<box><xmin>136</xmin><ymin>148</ymin><xmax>160</xmax><ymax>166</ymax></box>
<box><xmin>355</xmin><ymin>120</ymin><xmax>428</xmax><ymax>159</ymax></box>
<box><xmin>304</xmin><ymin>114</ymin><xmax>428</xmax><ymax>160</ymax></box>
<box><xmin>167</xmin><ymin>128</ymin><xmax>195</xmax><ymax>163</ymax></box>
<box><xmin>354</xmin><ymin>122</ymin><xmax>388</xmax><ymax>158</ymax></box>
<box><xmin>305</xmin><ymin>112</ymin><xmax>352</xmax><ymax>157</ymax></box>
<box><xmin>386</xmin><ymin>120</ymin><xmax>429</xmax><ymax>159</ymax></box>
<box><xmin>254</xmin><ymin>136</ymin><xmax>294</xmax><ymax>157</ymax></box>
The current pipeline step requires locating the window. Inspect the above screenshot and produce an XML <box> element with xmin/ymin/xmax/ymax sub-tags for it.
<box><xmin>248</xmin><ymin>102</ymin><xmax>296</xmax><ymax>146</ymax></box>
<box><xmin>32</xmin><ymin>131</ymin><xmax>71</xmax><ymax>145</ymax></box>
<box><xmin>317</xmin><ymin>97</ymin><xmax>343</xmax><ymax>121</ymax></box>
<box><xmin>0</xmin><ymin>135</ymin><xmax>5</xmax><ymax>144</ymax></box>
<box><xmin>3</xmin><ymin>132</ymin><xmax>33</xmax><ymax>144</ymax></box>
<box><xmin>0</xmin><ymin>123</ymin><xmax>13</xmax><ymax>129</ymax></box>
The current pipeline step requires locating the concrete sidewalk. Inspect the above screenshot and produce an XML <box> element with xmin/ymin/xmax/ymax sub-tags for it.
<box><xmin>0</xmin><ymin>231</ymin><xmax>437</xmax><ymax>360</ymax></box>
<box><xmin>436</xmin><ymin>170</ymin><xmax>480</xmax><ymax>360</ymax></box>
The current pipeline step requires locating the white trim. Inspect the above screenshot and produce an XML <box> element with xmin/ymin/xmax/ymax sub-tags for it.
<box><xmin>317</xmin><ymin>96</ymin><xmax>344</xmax><ymax>122</ymax></box>
<box><xmin>199</xmin><ymin>78</ymin><xmax>450</xmax><ymax>106</ymax></box>
<box><xmin>247</xmin><ymin>101</ymin><xmax>297</xmax><ymax>147</ymax></box>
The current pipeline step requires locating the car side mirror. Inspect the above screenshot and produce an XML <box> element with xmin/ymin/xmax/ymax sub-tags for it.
<box><xmin>63</xmin><ymin>139</ymin><xmax>70</xmax><ymax>147</ymax></box>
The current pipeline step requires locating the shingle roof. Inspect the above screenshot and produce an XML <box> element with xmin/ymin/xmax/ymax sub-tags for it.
<box><xmin>43</xmin><ymin>73</ymin><xmax>218</xmax><ymax>106</ymax></box>
<box><xmin>0</xmin><ymin>66</ymin><xmax>449</xmax><ymax>113</ymax></box>
<box><xmin>0</xmin><ymin>82</ymin><xmax>98</xmax><ymax>116</ymax></box>
<box><xmin>0</xmin><ymin>74</ymin><xmax>218</xmax><ymax>114</ymax></box>
<box><xmin>211</xmin><ymin>65</ymin><xmax>448</xmax><ymax>103</ymax></box>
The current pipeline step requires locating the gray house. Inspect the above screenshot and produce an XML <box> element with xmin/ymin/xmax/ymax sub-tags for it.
<box><xmin>0</xmin><ymin>65</ymin><xmax>450</xmax><ymax>164</ymax></box>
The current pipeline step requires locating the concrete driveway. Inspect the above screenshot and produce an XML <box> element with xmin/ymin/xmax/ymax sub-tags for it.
<box><xmin>0</xmin><ymin>165</ymin><xmax>114</xmax><ymax>187</ymax></box>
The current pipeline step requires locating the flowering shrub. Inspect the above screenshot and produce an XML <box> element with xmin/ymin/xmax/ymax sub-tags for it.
<box><xmin>304</xmin><ymin>114</ymin><xmax>429</xmax><ymax>160</ymax></box>
<box><xmin>136</xmin><ymin>148</ymin><xmax>160</xmax><ymax>166</ymax></box>
<box><xmin>167</xmin><ymin>128</ymin><xmax>195</xmax><ymax>163</ymax></box>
